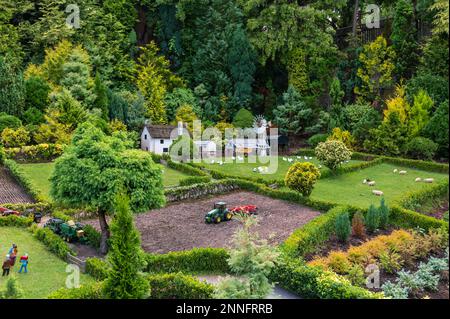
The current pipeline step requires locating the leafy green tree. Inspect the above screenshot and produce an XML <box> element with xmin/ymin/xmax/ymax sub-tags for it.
<box><xmin>24</xmin><ymin>76</ymin><xmax>50</xmax><ymax>112</ymax></box>
<box><xmin>273</xmin><ymin>86</ymin><xmax>315</xmax><ymax>135</ymax></box>
<box><xmin>174</xmin><ymin>105</ymin><xmax>198</xmax><ymax>132</ymax></box>
<box><xmin>430</xmin><ymin>0</ymin><xmax>449</xmax><ymax>35</ymax></box>
<box><xmin>391</xmin><ymin>0</ymin><xmax>419</xmax><ymax>80</ymax></box>
<box><xmin>408</xmin><ymin>90</ymin><xmax>433</xmax><ymax>137</ymax></box>
<box><xmin>406</xmin><ymin>73</ymin><xmax>448</xmax><ymax>107</ymax></box>
<box><xmin>93</xmin><ymin>72</ymin><xmax>109</xmax><ymax>119</ymax></box>
<box><xmin>404</xmin><ymin>137</ymin><xmax>438</xmax><ymax>161</ymax></box>
<box><xmin>315</xmin><ymin>140</ymin><xmax>352</xmax><ymax>171</ymax></box>
<box><xmin>285</xmin><ymin>162</ymin><xmax>321</xmax><ymax>197</ymax></box>
<box><xmin>0</xmin><ymin>57</ymin><xmax>25</xmax><ymax>116</ymax></box>
<box><xmin>424</xmin><ymin>100</ymin><xmax>449</xmax><ymax>158</ymax></box>
<box><xmin>103</xmin><ymin>194</ymin><xmax>150</xmax><ymax>299</ymax></box>
<box><xmin>165</xmin><ymin>88</ymin><xmax>200</xmax><ymax>122</ymax></box>
<box><xmin>48</xmin><ymin>90</ymin><xmax>87</xmax><ymax>130</ymax></box>
<box><xmin>22</xmin><ymin>107</ymin><xmax>45</xmax><ymax>125</ymax></box>
<box><xmin>50</xmin><ymin>120</ymin><xmax>165</xmax><ymax>254</ymax></box>
<box><xmin>419</xmin><ymin>35</ymin><xmax>449</xmax><ymax>80</ymax></box>
<box><xmin>0</xmin><ymin>113</ymin><xmax>22</xmax><ymax>133</ymax></box>
<box><xmin>355</xmin><ymin>36</ymin><xmax>395</xmax><ymax>104</ymax></box>
<box><xmin>214</xmin><ymin>214</ymin><xmax>279</xmax><ymax>299</ymax></box>
<box><xmin>286</xmin><ymin>47</ymin><xmax>309</xmax><ymax>95</ymax></box>
<box><xmin>102</xmin><ymin>0</ymin><xmax>138</xmax><ymax>31</ymax></box>
<box><xmin>232</xmin><ymin>108</ymin><xmax>254</xmax><ymax>128</ymax></box>
<box><xmin>344</xmin><ymin>104</ymin><xmax>381</xmax><ymax>146</ymax></box>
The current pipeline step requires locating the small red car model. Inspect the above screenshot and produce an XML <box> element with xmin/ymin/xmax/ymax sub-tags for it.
<box><xmin>0</xmin><ymin>207</ymin><xmax>21</xmax><ymax>217</ymax></box>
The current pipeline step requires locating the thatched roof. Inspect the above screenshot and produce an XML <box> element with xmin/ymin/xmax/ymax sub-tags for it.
<box><xmin>145</xmin><ymin>125</ymin><xmax>178</xmax><ymax>139</ymax></box>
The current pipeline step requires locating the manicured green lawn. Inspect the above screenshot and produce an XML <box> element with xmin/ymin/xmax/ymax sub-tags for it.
<box><xmin>0</xmin><ymin>227</ymin><xmax>94</xmax><ymax>299</ymax></box>
<box><xmin>309</xmin><ymin>163</ymin><xmax>449</xmax><ymax>208</ymax></box>
<box><xmin>17</xmin><ymin>162</ymin><xmax>191</xmax><ymax>201</ymax></box>
<box><xmin>197</xmin><ymin>156</ymin><xmax>364</xmax><ymax>182</ymax></box>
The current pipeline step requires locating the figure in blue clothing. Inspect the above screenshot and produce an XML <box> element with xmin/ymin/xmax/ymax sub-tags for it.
<box><xmin>8</xmin><ymin>244</ymin><xmax>17</xmax><ymax>255</ymax></box>
<box><xmin>18</xmin><ymin>253</ymin><xmax>29</xmax><ymax>274</ymax></box>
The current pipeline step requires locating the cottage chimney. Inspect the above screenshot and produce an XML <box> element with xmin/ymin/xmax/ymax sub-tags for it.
<box><xmin>178</xmin><ymin>121</ymin><xmax>183</xmax><ymax>136</ymax></box>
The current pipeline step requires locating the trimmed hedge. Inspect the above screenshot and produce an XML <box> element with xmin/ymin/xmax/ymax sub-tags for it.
<box><xmin>85</xmin><ymin>258</ymin><xmax>109</xmax><ymax>280</ymax></box>
<box><xmin>281</xmin><ymin>206</ymin><xmax>353</xmax><ymax>258</ymax></box>
<box><xmin>29</xmin><ymin>224</ymin><xmax>75</xmax><ymax>260</ymax></box>
<box><xmin>390</xmin><ymin>205</ymin><xmax>449</xmax><ymax>231</ymax></box>
<box><xmin>145</xmin><ymin>248</ymin><xmax>230</xmax><ymax>274</ymax></box>
<box><xmin>319</xmin><ymin>157</ymin><xmax>384</xmax><ymax>179</ymax></box>
<box><xmin>148</xmin><ymin>273</ymin><xmax>214</xmax><ymax>299</ymax></box>
<box><xmin>179</xmin><ymin>176</ymin><xmax>212</xmax><ymax>187</ymax></box>
<box><xmin>382</xmin><ymin>156</ymin><xmax>449</xmax><ymax>174</ymax></box>
<box><xmin>397</xmin><ymin>181</ymin><xmax>449</xmax><ymax>211</ymax></box>
<box><xmin>0</xmin><ymin>215</ymin><xmax>34</xmax><ymax>227</ymax></box>
<box><xmin>3</xmin><ymin>159</ymin><xmax>44</xmax><ymax>202</ymax></box>
<box><xmin>47</xmin><ymin>282</ymin><xmax>104</xmax><ymax>299</ymax></box>
<box><xmin>270</xmin><ymin>256</ymin><xmax>383</xmax><ymax>299</ymax></box>
<box><xmin>167</xmin><ymin>160</ymin><xmax>209</xmax><ymax>177</ymax></box>
<box><xmin>4</xmin><ymin>144</ymin><xmax>64</xmax><ymax>163</ymax></box>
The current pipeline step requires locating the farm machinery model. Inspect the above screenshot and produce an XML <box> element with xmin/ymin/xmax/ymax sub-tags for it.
<box><xmin>0</xmin><ymin>207</ymin><xmax>42</xmax><ymax>223</ymax></box>
<box><xmin>205</xmin><ymin>202</ymin><xmax>258</xmax><ymax>224</ymax></box>
<box><xmin>44</xmin><ymin>218</ymin><xmax>88</xmax><ymax>244</ymax></box>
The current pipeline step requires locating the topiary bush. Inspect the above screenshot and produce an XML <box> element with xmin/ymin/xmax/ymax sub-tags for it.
<box><xmin>335</xmin><ymin>212</ymin><xmax>351</xmax><ymax>242</ymax></box>
<box><xmin>365</xmin><ymin>204</ymin><xmax>380</xmax><ymax>233</ymax></box>
<box><xmin>232</xmin><ymin>108</ymin><xmax>254</xmax><ymax>128</ymax></box>
<box><xmin>307</xmin><ymin>134</ymin><xmax>328</xmax><ymax>148</ymax></box>
<box><xmin>284</xmin><ymin>162</ymin><xmax>321</xmax><ymax>197</ymax></box>
<box><xmin>315</xmin><ymin>140</ymin><xmax>352</xmax><ymax>171</ymax></box>
<box><xmin>378</xmin><ymin>198</ymin><xmax>390</xmax><ymax>230</ymax></box>
<box><xmin>404</xmin><ymin>137</ymin><xmax>438</xmax><ymax>161</ymax></box>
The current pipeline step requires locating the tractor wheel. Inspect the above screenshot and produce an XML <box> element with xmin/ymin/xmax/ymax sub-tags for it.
<box><xmin>214</xmin><ymin>216</ymin><xmax>221</xmax><ymax>224</ymax></box>
<box><xmin>225</xmin><ymin>213</ymin><xmax>233</xmax><ymax>221</ymax></box>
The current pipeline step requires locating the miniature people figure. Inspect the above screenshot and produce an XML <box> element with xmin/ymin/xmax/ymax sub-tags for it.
<box><xmin>2</xmin><ymin>255</ymin><xmax>11</xmax><ymax>276</ymax></box>
<box><xmin>18</xmin><ymin>254</ymin><xmax>29</xmax><ymax>274</ymax></box>
<box><xmin>9</xmin><ymin>248</ymin><xmax>17</xmax><ymax>267</ymax></box>
<box><xmin>8</xmin><ymin>244</ymin><xmax>17</xmax><ymax>255</ymax></box>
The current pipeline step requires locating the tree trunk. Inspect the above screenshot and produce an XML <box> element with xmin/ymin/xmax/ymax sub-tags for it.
<box><xmin>352</xmin><ymin>0</ymin><xmax>360</xmax><ymax>35</ymax></box>
<box><xmin>98</xmin><ymin>210</ymin><xmax>110</xmax><ymax>255</ymax></box>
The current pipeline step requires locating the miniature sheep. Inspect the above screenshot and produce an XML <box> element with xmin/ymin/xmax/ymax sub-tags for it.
<box><xmin>415</xmin><ymin>178</ymin><xmax>422</xmax><ymax>182</ymax></box>
<box><xmin>424</xmin><ymin>178</ymin><xmax>434</xmax><ymax>183</ymax></box>
<box><xmin>368</xmin><ymin>181</ymin><xmax>376</xmax><ymax>186</ymax></box>
<box><xmin>372</xmin><ymin>190</ymin><xmax>384</xmax><ymax>196</ymax></box>
<box><xmin>399</xmin><ymin>170</ymin><xmax>407</xmax><ymax>175</ymax></box>
<box><xmin>393</xmin><ymin>169</ymin><xmax>398</xmax><ymax>173</ymax></box>
<box><xmin>363</xmin><ymin>179</ymin><xmax>367</xmax><ymax>184</ymax></box>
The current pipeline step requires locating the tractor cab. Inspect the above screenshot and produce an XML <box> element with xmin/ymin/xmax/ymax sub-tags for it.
<box><xmin>205</xmin><ymin>202</ymin><xmax>233</xmax><ymax>224</ymax></box>
<box><xmin>214</xmin><ymin>202</ymin><xmax>227</xmax><ymax>210</ymax></box>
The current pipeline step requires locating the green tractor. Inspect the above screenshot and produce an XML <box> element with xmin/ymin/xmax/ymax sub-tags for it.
<box><xmin>205</xmin><ymin>202</ymin><xmax>233</xmax><ymax>224</ymax></box>
<box><xmin>45</xmin><ymin>218</ymin><xmax>88</xmax><ymax>244</ymax></box>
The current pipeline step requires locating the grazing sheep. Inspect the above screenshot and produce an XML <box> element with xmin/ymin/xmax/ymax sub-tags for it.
<box><xmin>393</xmin><ymin>169</ymin><xmax>398</xmax><ymax>173</ymax></box>
<box><xmin>399</xmin><ymin>170</ymin><xmax>407</xmax><ymax>175</ymax></box>
<box><xmin>368</xmin><ymin>181</ymin><xmax>376</xmax><ymax>186</ymax></box>
<box><xmin>415</xmin><ymin>178</ymin><xmax>422</xmax><ymax>182</ymax></box>
<box><xmin>372</xmin><ymin>190</ymin><xmax>384</xmax><ymax>196</ymax></box>
<box><xmin>211</xmin><ymin>160</ymin><xmax>215</xmax><ymax>164</ymax></box>
<box><xmin>288</xmin><ymin>158</ymin><xmax>293</xmax><ymax>163</ymax></box>
<box><xmin>363</xmin><ymin>179</ymin><xmax>368</xmax><ymax>184</ymax></box>
<box><xmin>253</xmin><ymin>168</ymin><xmax>258</xmax><ymax>173</ymax></box>
<box><xmin>424</xmin><ymin>178</ymin><xmax>434</xmax><ymax>183</ymax></box>
<box><xmin>304</xmin><ymin>156</ymin><xmax>308</xmax><ymax>160</ymax></box>
<box><xmin>309</xmin><ymin>157</ymin><xmax>313</xmax><ymax>160</ymax></box>
<box><xmin>283</xmin><ymin>157</ymin><xmax>287</xmax><ymax>161</ymax></box>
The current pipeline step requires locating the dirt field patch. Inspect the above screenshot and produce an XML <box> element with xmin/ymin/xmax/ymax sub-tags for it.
<box><xmin>86</xmin><ymin>192</ymin><xmax>321</xmax><ymax>254</ymax></box>
<box><xmin>0</xmin><ymin>168</ymin><xmax>35</xmax><ymax>204</ymax></box>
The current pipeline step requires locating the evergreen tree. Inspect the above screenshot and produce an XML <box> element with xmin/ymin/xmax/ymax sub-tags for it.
<box><xmin>424</xmin><ymin>100</ymin><xmax>449</xmax><ymax>158</ymax></box>
<box><xmin>0</xmin><ymin>57</ymin><xmax>25</xmax><ymax>116</ymax></box>
<box><xmin>24</xmin><ymin>76</ymin><xmax>51</xmax><ymax>112</ymax></box>
<box><xmin>93</xmin><ymin>72</ymin><xmax>109</xmax><ymax>119</ymax></box>
<box><xmin>408</xmin><ymin>90</ymin><xmax>433</xmax><ymax>137</ymax></box>
<box><xmin>103</xmin><ymin>194</ymin><xmax>150</xmax><ymax>299</ymax></box>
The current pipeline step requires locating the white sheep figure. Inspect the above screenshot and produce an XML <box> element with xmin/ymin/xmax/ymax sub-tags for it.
<box><xmin>372</xmin><ymin>190</ymin><xmax>384</xmax><ymax>196</ymax></box>
<box><xmin>288</xmin><ymin>158</ymin><xmax>293</xmax><ymax>163</ymax></box>
<box><xmin>283</xmin><ymin>157</ymin><xmax>287</xmax><ymax>161</ymax></box>
<box><xmin>363</xmin><ymin>179</ymin><xmax>368</xmax><ymax>184</ymax></box>
<box><xmin>393</xmin><ymin>169</ymin><xmax>398</xmax><ymax>173</ymax></box>
<box><xmin>309</xmin><ymin>157</ymin><xmax>313</xmax><ymax>160</ymax></box>
<box><xmin>237</xmin><ymin>156</ymin><xmax>244</xmax><ymax>161</ymax></box>
<box><xmin>424</xmin><ymin>178</ymin><xmax>434</xmax><ymax>184</ymax></box>
<box><xmin>399</xmin><ymin>170</ymin><xmax>407</xmax><ymax>175</ymax></box>
<box><xmin>368</xmin><ymin>181</ymin><xmax>376</xmax><ymax>187</ymax></box>
<box><xmin>304</xmin><ymin>156</ymin><xmax>308</xmax><ymax>160</ymax></box>
<box><xmin>218</xmin><ymin>161</ymin><xmax>224</xmax><ymax>166</ymax></box>
<box><xmin>297</xmin><ymin>156</ymin><xmax>301</xmax><ymax>159</ymax></box>
<box><xmin>210</xmin><ymin>160</ymin><xmax>215</xmax><ymax>164</ymax></box>
<box><xmin>252</xmin><ymin>168</ymin><xmax>258</xmax><ymax>173</ymax></box>
<box><xmin>318</xmin><ymin>165</ymin><xmax>322</xmax><ymax>169</ymax></box>
<box><xmin>232</xmin><ymin>156</ymin><xmax>236</xmax><ymax>161</ymax></box>
<box><xmin>415</xmin><ymin>178</ymin><xmax>422</xmax><ymax>182</ymax></box>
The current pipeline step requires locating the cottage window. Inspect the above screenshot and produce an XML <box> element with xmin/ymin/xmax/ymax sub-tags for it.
<box><xmin>160</xmin><ymin>140</ymin><xmax>164</xmax><ymax>144</ymax></box>
<box><xmin>144</xmin><ymin>134</ymin><xmax>147</xmax><ymax>140</ymax></box>
<box><xmin>163</xmin><ymin>148</ymin><xmax>169</xmax><ymax>153</ymax></box>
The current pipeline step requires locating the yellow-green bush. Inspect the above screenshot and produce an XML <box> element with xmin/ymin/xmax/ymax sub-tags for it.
<box><xmin>284</xmin><ymin>162</ymin><xmax>321</xmax><ymax>196</ymax></box>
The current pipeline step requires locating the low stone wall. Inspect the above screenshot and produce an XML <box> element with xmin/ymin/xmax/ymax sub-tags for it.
<box><xmin>165</xmin><ymin>181</ymin><xmax>240</xmax><ymax>203</ymax></box>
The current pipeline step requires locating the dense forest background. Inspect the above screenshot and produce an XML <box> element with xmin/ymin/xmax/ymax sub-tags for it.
<box><xmin>0</xmin><ymin>0</ymin><xmax>448</xmax><ymax>160</ymax></box>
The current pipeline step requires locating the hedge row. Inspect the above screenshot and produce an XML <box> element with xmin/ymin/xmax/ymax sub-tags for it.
<box><xmin>390</xmin><ymin>205</ymin><xmax>449</xmax><ymax>231</ymax></box>
<box><xmin>4</xmin><ymin>144</ymin><xmax>64</xmax><ymax>163</ymax></box>
<box><xmin>148</xmin><ymin>273</ymin><xmax>214</xmax><ymax>299</ymax></box>
<box><xmin>0</xmin><ymin>215</ymin><xmax>34</xmax><ymax>227</ymax></box>
<box><xmin>47</xmin><ymin>282</ymin><xmax>104</xmax><ymax>299</ymax></box>
<box><xmin>319</xmin><ymin>157</ymin><xmax>384</xmax><ymax>179</ymax></box>
<box><xmin>270</xmin><ymin>256</ymin><xmax>382</xmax><ymax>299</ymax></box>
<box><xmin>29</xmin><ymin>224</ymin><xmax>75</xmax><ymax>260</ymax></box>
<box><xmin>167</xmin><ymin>160</ymin><xmax>210</xmax><ymax>177</ymax></box>
<box><xmin>85</xmin><ymin>258</ymin><xmax>109</xmax><ymax>280</ymax></box>
<box><xmin>281</xmin><ymin>206</ymin><xmax>354</xmax><ymax>258</ymax></box>
<box><xmin>145</xmin><ymin>248</ymin><xmax>230</xmax><ymax>274</ymax></box>
<box><xmin>1</xmin><ymin>202</ymin><xmax>52</xmax><ymax>216</ymax></box>
<box><xmin>381</xmin><ymin>156</ymin><xmax>449</xmax><ymax>174</ymax></box>
<box><xmin>3</xmin><ymin>159</ymin><xmax>44</xmax><ymax>202</ymax></box>
<box><xmin>397</xmin><ymin>181</ymin><xmax>449</xmax><ymax>211</ymax></box>
<box><xmin>179</xmin><ymin>176</ymin><xmax>212</xmax><ymax>187</ymax></box>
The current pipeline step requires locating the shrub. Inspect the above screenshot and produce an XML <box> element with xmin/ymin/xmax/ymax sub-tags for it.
<box><xmin>351</xmin><ymin>212</ymin><xmax>366</xmax><ymax>239</ymax></box>
<box><xmin>307</xmin><ymin>134</ymin><xmax>328</xmax><ymax>147</ymax></box>
<box><xmin>0</xmin><ymin>277</ymin><xmax>23</xmax><ymax>299</ymax></box>
<box><xmin>0</xmin><ymin>113</ymin><xmax>22</xmax><ymax>133</ymax></box>
<box><xmin>327</xmin><ymin>128</ymin><xmax>355</xmax><ymax>149</ymax></box>
<box><xmin>4</xmin><ymin>143</ymin><xmax>64</xmax><ymax>162</ymax></box>
<box><xmin>0</xmin><ymin>215</ymin><xmax>34</xmax><ymax>228</ymax></box>
<box><xmin>315</xmin><ymin>140</ymin><xmax>352</xmax><ymax>170</ymax></box>
<box><xmin>47</xmin><ymin>282</ymin><xmax>104</xmax><ymax>299</ymax></box>
<box><xmin>378</xmin><ymin>198</ymin><xmax>390</xmax><ymax>229</ymax></box>
<box><xmin>404</xmin><ymin>137</ymin><xmax>438</xmax><ymax>161</ymax></box>
<box><xmin>232</xmin><ymin>108</ymin><xmax>254</xmax><ymax>128</ymax></box>
<box><xmin>83</xmin><ymin>224</ymin><xmax>101</xmax><ymax>249</ymax></box>
<box><xmin>148</xmin><ymin>273</ymin><xmax>214</xmax><ymax>299</ymax></box>
<box><xmin>85</xmin><ymin>258</ymin><xmax>109</xmax><ymax>280</ymax></box>
<box><xmin>29</xmin><ymin>224</ymin><xmax>75</xmax><ymax>260</ymax></box>
<box><xmin>379</xmin><ymin>249</ymin><xmax>403</xmax><ymax>274</ymax></box>
<box><xmin>1</xmin><ymin>126</ymin><xmax>30</xmax><ymax>148</ymax></box>
<box><xmin>284</xmin><ymin>162</ymin><xmax>321</xmax><ymax>197</ymax></box>
<box><xmin>365</xmin><ymin>204</ymin><xmax>380</xmax><ymax>233</ymax></box>
<box><xmin>335</xmin><ymin>212</ymin><xmax>351</xmax><ymax>242</ymax></box>
<box><xmin>179</xmin><ymin>176</ymin><xmax>212</xmax><ymax>186</ymax></box>
<box><xmin>22</xmin><ymin>107</ymin><xmax>45</xmax><ymax>125</ymax></box>
<box><xmin>0</xmin><ymin>143</ymin><xmax>5</xmax><ymax>164</ymax></box>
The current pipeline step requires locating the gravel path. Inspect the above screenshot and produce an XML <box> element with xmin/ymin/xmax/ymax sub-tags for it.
<box><xmin>85</xmin><ymin>191</ymin><xmax>320</xmax><ymax>254</ymax></box>
<box><xmin>0</xmin><ymin>168</ymin><xmax>35</xmax><ymax>204</ymax></box>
